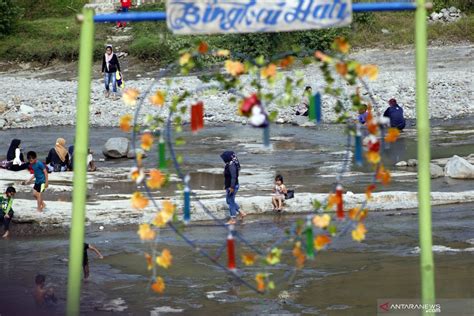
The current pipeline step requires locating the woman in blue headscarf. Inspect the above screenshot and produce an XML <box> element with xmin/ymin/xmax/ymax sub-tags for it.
<box><xmin>220</xmin><ymin>151</ymin><xmax>246</xmax><ymax>225</ymax></box>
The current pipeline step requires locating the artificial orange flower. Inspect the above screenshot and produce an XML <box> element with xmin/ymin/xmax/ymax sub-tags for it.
<box><xmin>385</xmin><ymin>127</ymin><xmax>400</xmax><ymax>143</ymax></box>
<box><xmin>197</xmin><ymin>41</ymin><xmax>209</xmax><ymax>54</ymax></box>
<box><xmin>365</xmin><ymin>184</ymin><xmax>376</xmax><ymax>200</ymax></box>
<box><xmin>152</xmin><ymin>200</ymin><xmax>175</xmax><ymax>227</ymax></box>
<box><xmin>151</xmin><ymin>277</ymin><xmax>165</xmax><ymax>293</ymax></box>
<box><xmin>334</xmin><ymin>37</ymin><xmax>350</xmax><ymax>54</ymax></box>
<box><xmin>366</xmin><ymin>151</ymin><xmax>381</xmax><ymax>164</ymax></box>
<box><xmin>279</xmin><ymin>56</ymin><xmax>294</xmax><ymax>68</ymax></box>
<box><xmin>147</xmin><ymin>169</ymin><xmax>165</xmax><ymax>189</ymax></box>
<box><xmin>122</xmin><ymin>88</ymin><xmax>140</xmax><ymax>106</ymax></box>
<box><xmin>149</xmin><ymin>90</ymin><xmax>165</xmax><ymax>107</ymax></box>
<box><xmin>367</xmin><ymin>120</ymin><xmax>378</xmax><ymax>135</ymax></box>
<box><xmin>225</xmin><ymin>60</ymin><xmax>245</xmax><ymax>76</ymax></box>
<box><xmin>130</xmin><ymin>167</ymin><xmax>145</xmax><ymax>184</ymax></box>
<box><xmin>119</xmin><ymin>114</ymin><xmax>132</xmax><ymax>132</ymax></box>
<box><xmin>241</xmin><ymin>253</ymin><xmax>256</xmax><ymax>266</ymax></box>
<box><xmin>348</xmin><ymin>207</ymin><xmax>359</xmax><ymax>220</ymax></box>
<box><xmin>314</xmin><ymin>50</ymin><xmax>333</xmax><ymax>63</ymax></box>
<box><xmin>156</xmin><ymin>249</ymin><xmax>173</xmax><ymax>269</ymax></box>
<box><xmin>314</xmin><ymin>234</ymin><xmax>331</xmax><ymax>251</ymax></box>
<box><xmin>327</xmin><ymin>193</ymin><xmax>341</xmax><ymax>209</ymax></box>
<box><xmin>162</xmin><ymin>200</ymin><xmax>175</xmax><ymax>216</ymax></box>
<box><xmin>179</xmin><ymin>53</ymin><xmax>191</xmax><ymax>66</ymax></box>
<box><xmin>261</xmin><ymin>63</ymin><xmax>277</xmax><ymax>79</ymax></box>
<box><xmin>312</xmin><ymin>214</ymin><xmax>331</xmax><ymax>229</ymax></box>
<box><xmin>376</xmin><ymin>165</ymin><xmax>391</xmax><ymax>185</ymax></box>
<box><xmin>292</xmin><ymin>241</ymin><xmax>306</xmax><ymax>269</ymax></box>
<box><xmin>131</xmin><ymin>192</ymin><xmax>149</xmax><ymax>209</ymax></box>
<box><xmin>352</xmin><ymin>223</ymin><xmax>367</xmax><ymax>242</ymax></box>
<box><xmin>255</xmin><ymin>273</ymin><xmax>265</xmax><ymax>292</ymax></box>
<box><xmin>359</xmin><ymin>209</ymin><xmax>368</xmax><ymax>221</ymax></box>
<box><xmin>335</xmin><ymin>62</ymin><xmax>348</xmax><ymax>76</ymax></box>
<box><xmin>145</xmin><ymin>252</ymin><xmax>153</xmax><ymax>270</ymax></box>
<box><xmin>141</xmin><ymin>133</ymin><xmax>154</xmax><ymax>151</ymax></box>
<box><xmin>137</xmin><ymin>223</ymin><xmax>155</xmax><ymax>240</ymax></box>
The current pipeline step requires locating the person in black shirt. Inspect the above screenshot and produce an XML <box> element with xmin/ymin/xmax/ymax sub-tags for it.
<box><xmin>220</xmin><ymin>151</ymin><xmax>246</xmax><ymax>225</ymax></box>
<box><xmin>102</xmin><ymin>45</ymin><xmax>121</xmax><ymax>99</ymax></box>
<box><xmin>83</xmin><ymin>243</ymin><xmax>104</xmax><ymax>280</ymax></box>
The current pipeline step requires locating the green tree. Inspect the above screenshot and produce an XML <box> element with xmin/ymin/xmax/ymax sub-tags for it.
<box><xmin>0</xmin><ymin>0</ymin><xmax>22</xmax><ymax>36</ymax></box>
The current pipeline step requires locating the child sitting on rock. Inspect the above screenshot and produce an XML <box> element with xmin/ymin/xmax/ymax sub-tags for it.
<box><xmin>0</xmin><ymin>186</ymin><xmax>16</xmax><ymax>238</ymax></box>
<box><xmin>272</xmin><ymin>175</ymin><xmax>287</xmax><ymax>212</ymax></box>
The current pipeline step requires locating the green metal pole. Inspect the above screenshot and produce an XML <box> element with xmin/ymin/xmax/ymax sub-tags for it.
<box><xmin>66</xmin><ymin>8</ymin><xmax>94</xmax><ymax>316</ymax></box>
<box><xmin>415</xmin><ymin>0</ymin><xmax>435</xmax><ymax>309</ymax></box>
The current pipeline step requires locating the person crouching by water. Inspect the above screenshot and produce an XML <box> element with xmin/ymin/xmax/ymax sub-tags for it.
<box><xmin>383</xmin><ymin>98</ymin><xmax>406</xmax><ymax>130</ymax></box>
<box><xmin>272</xmin><ymin>175</ymin><xmax>287</xmax><ymax>212</ymax></box>
<box><xmin>102</xmin><ymin>44</ymin><xmax>121</xmax><ymax>100</ymax></box>
<box><xmin>46</xmin><ymin>138</ymin><xmax>69</xmax><ymax>172</ymax></box>
<box><xmin>220</xmin><ymin>151</ymin><xmax>246</xmax><ymax>225</ymax></box>
<box><xmin>295</xmin><ymin>86</ymin><xmax>312</xmax><ymax>116</ymax></box>
<box><xmin>5</xmin><ymin>139</ymin><xmax>29</xmax><ymax>171</ymax></box>
<box><xmin>0</xmin><ymin>186</ymin><xmax>16</xmax><ymax>238</ymax></box>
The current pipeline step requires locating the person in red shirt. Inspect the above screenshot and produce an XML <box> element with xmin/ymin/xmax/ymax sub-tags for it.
<box><xmin>118</xmin><ymin>0</ymin><xmax>131</xmax><ymax>28</ymax></box>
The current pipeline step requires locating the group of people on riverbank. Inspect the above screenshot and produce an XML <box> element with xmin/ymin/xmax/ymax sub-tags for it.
<box><xmin>295</xmin><ymin>87</ymin><xmax>406</xmax><ymax>130</ymax></box>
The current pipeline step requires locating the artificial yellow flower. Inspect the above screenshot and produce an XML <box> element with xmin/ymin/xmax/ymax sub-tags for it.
<box><xmin>131</xmin><ymin>192</ymin><xmax>149</xmax><ymax>209</ymax></box>
<box><xmin>141</xmin><ymin>133</ymin><xmax>154</xmax><ymax>151</ymax></box>
<box><xmin>314</xmin><ymin>50</ymin><xmax>333</xmax><ymax>63</ymax></box>
<box><xmin>151</xmin><ymin>277</ymin><xmax>165</xmax><ymax>293</ymax></box>
<box><xmin>119</xmin><ymin>114</ymin><xmax>132</xmax><ymax>132</ymax></box>
<box><xmin>179</xmin><ymin>53</ymin><xmax>191</xmax><ymax>66</ymax></box>
<box><xmin>216</xmin><ymin>49</ymin><xmax>230</xmax><ymax>57</ymax></box>
<box><xmin>147</xmin><ymin>169</ymin><xmax>165</xmax><ymax>189</ymax></box>
<box><xmin>265</xmin><ymin>248</ymin><xmax>282</xmax><ymax>265</ymax></box>
<box><xmin>352</xmin><ymin>223</ymin><xmax>368</xmax><ymax>242</ymax></box>
<box><xmin>149</xmin><ymin>90</ymin><xmax>165</xmax><ymax>107</ymax></box>
<box><xmin>137</xmin><ymin>223</ymin><xmax>155</xmax><ymax>240</ymax></box>
<box><xmin>122</xmin><ymin>88</ymin><xmax>140</xmax><ymax>106</ymax></box>
<box><xmin>312</xmin><ymin>214</ymin><xmax>331</xmax><ymax>229</ymax></box>
<box><xmin>156</xmin><ymin>249</ymin><xmax>173</xmax><ymax>269</ymax></box>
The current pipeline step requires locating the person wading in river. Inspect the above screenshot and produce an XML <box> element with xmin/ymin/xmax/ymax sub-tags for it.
<box><xmin>221</xmin><ymin>151</ymin><xmax>246</xmax><ymax>225</ymax></box>
<box><xmin>83</xmin><ymin>243</ymin><xmax>104</xmax><ymax>280</ymax></box>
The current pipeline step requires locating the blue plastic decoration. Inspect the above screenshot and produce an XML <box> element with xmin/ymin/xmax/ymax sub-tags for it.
<box><xmin>184</xmin><ymin>184</ymin><xmax>190</xmax><ymax>223</ymax></box>
<box><xmin>354</xmin><ymin>126</ymin><xmax>363</xmax><ymax>166</ymax></box>
<box><xmin>263</xmin><ymin>126</ymin><xmax>270</xmax><ymax>147</ymax></box>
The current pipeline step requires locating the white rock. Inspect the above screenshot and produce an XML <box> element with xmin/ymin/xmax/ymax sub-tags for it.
<box><xmin>103</xmin><ymin>137</ymin><xmax>130</xmax><ymax>158</ymax></box>
<box><xmin>407</xmin><ymin>159</ymin><xmax>418</xmax><ymax>167</ymax></box>
<box><xmin>444</xmin><ymin>155</ymin><xmax>474</xmax><ymax>179</ymax></box>
<box><xmin>381</xmin><ymin>28</ymin><xmax>390</xmax><ymax>34</ymax></box>
<box><xmin>19</xmin><ymin>104</ymin><xmax>34</xmax><ymax>115</ymax></box>
<box><xmin>430</xmin><ymin>163</ymin><xmax>444</xmax><ymax>179</ymax></box>
<box><xmin>395</xmin><ymin>161</ymin><xmax>408</xmax><ymax>167</ymax></box>
<box><xmin>276</xmin><ymin>118</ymin><xmax>285</xmax><ymax>124</ymax></box>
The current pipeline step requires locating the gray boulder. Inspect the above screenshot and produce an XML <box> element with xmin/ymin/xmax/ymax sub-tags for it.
<box><xmin>444</xmin><ymin>155</ymin><xmax>474</xmax><ymax>179</ymax></box>
<box><xmin>103</xmin><ymin>137</ymin><xmax>130</xmax><ymax>158</ymax></box>
<box><xmin>430</xmin><ymin>163</ymin><xmax>444</xmax><ymax>179</ymax></box>
<box><xmin>395</xmin><ymin>160</ymin><xmax>408</xmax><ymax>167</ymax></box>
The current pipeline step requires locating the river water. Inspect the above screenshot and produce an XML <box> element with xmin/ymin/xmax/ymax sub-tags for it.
<box><xmin>0</xmin><ymin>120</ymin><xmax>473</xmax><ymax>315</ymax></box>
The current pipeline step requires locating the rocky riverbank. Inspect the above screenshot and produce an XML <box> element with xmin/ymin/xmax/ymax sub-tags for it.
<box><xmin>0</xmin><ymin>44</ymin><xmax>473</xmax><ymax>130</ymax></box>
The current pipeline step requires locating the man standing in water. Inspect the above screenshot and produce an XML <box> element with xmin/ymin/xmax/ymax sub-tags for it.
<box><xmin>383</xmin><ymin>98</ymin><xmax>406</xmax><ymax>130</ymax></box>
<box><xmin>221</xmin><ymin>151</ymin><xmax>246</xmax><ymax>225</ymax></box>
